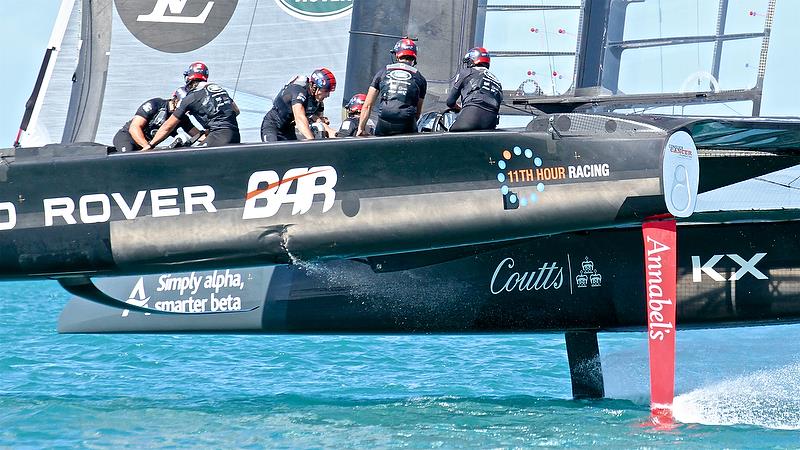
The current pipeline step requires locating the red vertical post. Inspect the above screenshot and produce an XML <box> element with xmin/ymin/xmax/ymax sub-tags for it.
<box><xmin>642</xmin><ymin>219</ymin><xmax>677</xmax><ymax>425</ymax></box>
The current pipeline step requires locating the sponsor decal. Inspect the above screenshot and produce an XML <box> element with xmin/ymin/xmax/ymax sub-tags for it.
<box><xmin>115</xmin><ymin>0</ymin><xmax>238</xmax><ymax>53</ymax></box>
<box><xmin>386</xmin><ymin>70</ymin><xmax>412</xmax><ymax>97</ymax></box>
<box><xmin>567</xmin><ymin>164</ymin><xmax>609</xmax><ymax>179</ymax></box>
<box><xmin>642</xmin><ymin>219</ymin><xmax>677</xmax><ymax>415</ymax></box>
<box><xmin>662</xmin><ymin>131</ymin><xmax>699</xmax><ymax>218</ymax></box>
<box><xmin>243</xmin><ymin>166</ymin><xmax>337</xmax><ymax>219</ymax></box>
<box><xmin>490</xmin><ymin>257</ymin><xmax>564</xmax><ymax>294</ymax></box>
<box><xmin>575</xmin><ymin>257</ymin><xmax>602</xmax><ymax>288</ymax></box>
<box><xmin>389</xmin><ymin>70</ymin><xmax>412</xmax><ymax>81</ymax></box>
<box><xmin>493</xmin><ymin>146</ymin><xmax>611</xmax><ymax>209</ymax></box>
<box><xmin>489</xmin><ymin>254</ymin><xmax>611</xmax><ymax>296</ymax></box>
<box><xmin>122</xmin><ymin>270</ymin><xmax>246</xmax><ymax>316</ymax></box>
<box><xmin>494</xmin><ymin>146</ymin><xmax>547</xmax><ymax>209</ymax></box>
<box><xmin>0</xmin><ymin>202</ymin><xmax>16</xmax><ymax>231</ymax></box>
<box><xmin>122</xmin><ymin>277</ymin><xmax>151</xmax><ymax>317</ymax></box>
<box><xmin>41</xmin><ymin>185</ymin><xmax>218</xmax><ymax>226</ymax></box>
<box><xmin>154</xmin><ymin>270</ymin><xmax>243</xmax><ymax>312</ymax></box>
<box><xmin>668</xmin><ymin>143</ymin><xmax>693</xmax><ymax>158</ymax></box>
<box><xmin>274</xmin><ymin>0</ymin><xmax>353</xmax><ymax>22</ymax></box>
<box><xmin>643</xmin><ymin>223</ymin><xmax>676</xmax><ymax>342</ymax></box>
<box><xmin>691</xmin><ymin>253</ymin><xmax>767</xmax><ymax>282</ymax></box>
<box><xmin>137</xmin><ymin>0</ymin><xmax>215</xmax><ymax>23</ymax></box>
<box><xmin>0</xmin><ymin>167</ymin><xmax>336</xmax><ymax>231</ymax></box>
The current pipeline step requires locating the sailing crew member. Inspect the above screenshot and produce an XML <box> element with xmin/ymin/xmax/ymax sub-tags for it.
<box><xmin>112</xmin><ymin>88</ymin><xmax>199</xmax><ymax>152</ymax></box>
<box><xmin>146</xmin><ymin>62</ymin><xmax>241</xmax><ymax>149</ymax></box>
<box><xmin>261</xmin><ymin>69</ymin><xmax>338</xmax><ymax>142</ymax></box>
<box><xmin>336</xmin><ymin>93</ymin><xmax>374</xmax><ymax>137</ymax></box>
<box><xmin>446</xmin><ymin>47</ymin><xmax>503</xmax><ymax>132</ymax></box>
<box><xmin>357</xmin><ymin>38</ymin><xmax>427</xmax><ymax>137</ymax></box>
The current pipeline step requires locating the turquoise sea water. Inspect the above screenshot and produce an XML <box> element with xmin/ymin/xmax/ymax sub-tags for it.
<box><xmin>2</xmin><ymin>280</ymin><xmax>800</xmax><ymax>448</ymax></box>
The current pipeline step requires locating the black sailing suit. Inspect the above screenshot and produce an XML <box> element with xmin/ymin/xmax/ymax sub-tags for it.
<box><xmin>261</xmin><ymin>78</ymin><xmax>324</xmax><ymax>142</ymax></box>
<box><xmin>446</xmin><ymin>66</ymin><xmax>503</xmax><ymax>132</ymax></box>
<box><xmin>370</xmin><ymin>62</ymin><xmax>427</xmax><ymax>136</ymax></box>
<box><xmin>174</xmin><ymin>82</ymin><xmax>240</xmax><ymax>147</ymax></box>
<box><xmin>112</xmin><ymin>98</ymin><xmax>193</xmax><ymax>152</ymax></box>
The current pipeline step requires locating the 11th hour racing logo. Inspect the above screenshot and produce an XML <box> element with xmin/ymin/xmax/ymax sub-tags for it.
<box><xmin>115</xmin><ymin>0</ymin><xmax>238</xmax><ymax>53</ymax></box>
<box><xmin>274</xmin><ymin>0</ymin><xmax>352</xmax><ymax>21</ymax></box>
<box><xmin>493</xmin><ymin>145</ymin><xmax>612</xmax><ymax>210</ymax></box>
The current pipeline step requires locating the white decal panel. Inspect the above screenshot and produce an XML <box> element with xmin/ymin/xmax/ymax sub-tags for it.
<box><xmin>691</xmin><ymin>253</ymin><xmax>768</xmax><ymax>282</ymax></box>
<box><xmin>489</xmin><ymin>255</ymin><xmax>606</xmax><ymax>296</ymax></box>
<box><xmin>137</xmin><ymin>0</ymin><xmax>215</xmax><ymax>24</ymax></box>
<box><xmin>122</xmin><ymin>270</ymin><xmax>247</xmax><ymax>316</ymax></box>
<box><xmin>243</xmin><ymin>166</ymin><xmax>337</xmax><ymax>219</ymax></box>
<box><xmin>662</xmin><ymin>131</ymin><xmax>699</xmax><ymax>218</ymax></box>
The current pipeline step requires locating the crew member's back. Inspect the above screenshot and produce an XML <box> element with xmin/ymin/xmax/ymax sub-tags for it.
<box><xmin>176</xmin><ymin>81</ymin><xmax>240</xmax><ymax>147</ymax></box>
<box><xmin>446</xmin><ymin>47</ymin><xmax>503</xmax><ymax>132</ymax></box>
<box><xmin>358</xmin><ymin>39</ymin><xmax>427</xmax><ymax>137</ymax></box>
<box><xmin>147</xmin><ymin>62</ymin><xmax>240</xmax><ymax>149</ymax></box>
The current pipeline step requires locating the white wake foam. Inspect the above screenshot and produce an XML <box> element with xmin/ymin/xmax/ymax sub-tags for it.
<box><xmin>673</xmin><ymin>362</ymin><xmax>800</xmax><ymax>430</ymax></box>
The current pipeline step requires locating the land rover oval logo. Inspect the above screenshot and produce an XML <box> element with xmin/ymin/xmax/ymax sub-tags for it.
<box><xmin>274</xmin><ymin>0</ymin><xmax>353</xmax><ymax>22</ymax></box>
<box><xmin>115</xmin><ymin>0</ymin><xmax>238</xmax><ymax>53</ymax></box>
<box><xmin>389</xmin><ymin>70</ymin><xmax>412</xmax><ymax>81</ymax></box>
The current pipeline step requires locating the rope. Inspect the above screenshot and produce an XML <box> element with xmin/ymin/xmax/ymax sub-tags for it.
<box><xmin>232</xmin><ymin>0</ymin><xmax>260</xmax><ymax>99</ymax></box>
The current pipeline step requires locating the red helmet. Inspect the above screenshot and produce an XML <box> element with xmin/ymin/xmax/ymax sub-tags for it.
<box><xmin>310</xmin><ymin>68</ymin><xmax>336</xmax><ymax>92</ymax></box>
<box><xmin>392</xmin><ymin>38</ymin><xmax>417</xmax><ymax>61</ymax></box>
<box><xmin>184</xmin><ymin>61</ymin><xmax>209</xmax><ymax>84</ymax></box>
<box><xmin>346</xmin><ymin>93</ymin><xmax>367</xmax><ymax>115</ymax></box>
<box><xmin>464</xmin><ymin>47</ymin><xmax>490</xmax><ymax>67</ymax></box>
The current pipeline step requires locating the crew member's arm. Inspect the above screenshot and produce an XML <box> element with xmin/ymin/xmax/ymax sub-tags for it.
<box><xmin>357</xmin><ymin>87</ymin><xmax>379</xmax><ymax>136</ymax></box>
<box><xmin>146</xmin><ymin>115</ymin><xmax>180</xmax><ymax>150</ymax></box>
<box><xmin>416</xmin><ymin>76</ymin><xmax>428</xmax><ymax>121</ymax></box>
<box><xmin>293</xmin><ymin>103</ymin><xmax>315</xmax><ymax>140</ymax></box>
<box><xmin>312</xmin><ymin>115</ymin><xmax>337</xmax><ymax>138</ymax></box>
<box><xmin>445</xmin><ymin>73</ymin><xmax>462</xmax><ymax>112</ymax></box>
<box><xmin>232</xmin><ymin>100</ymin><xmax>240</xmax><ymax>116</ymax></box>
<box><xmin>127</xmin><ymin>116</ymin><xmax>150</xmax><ymax>148</ymax></box>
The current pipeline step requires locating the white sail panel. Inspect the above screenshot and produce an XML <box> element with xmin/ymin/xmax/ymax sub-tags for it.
<box><xmin>18</xmin><ymin>0</ymin><xmax>80</xmax><ymax>147</ymax></box>
<box><xmin>96</xmin><ymin>0</ymin><xmax>352</xmax><ymax>144</ymax></box>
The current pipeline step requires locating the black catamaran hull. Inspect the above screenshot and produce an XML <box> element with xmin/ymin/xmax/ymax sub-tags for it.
<box><xmin>0</xmin><ymin>123</ymin><xmax>697</xmax><ymax>279</ymax></box>
<box><xmin>59</xmin><ymin>220</ymin><xmax>800</xmax><ymax>333</ymax></box>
